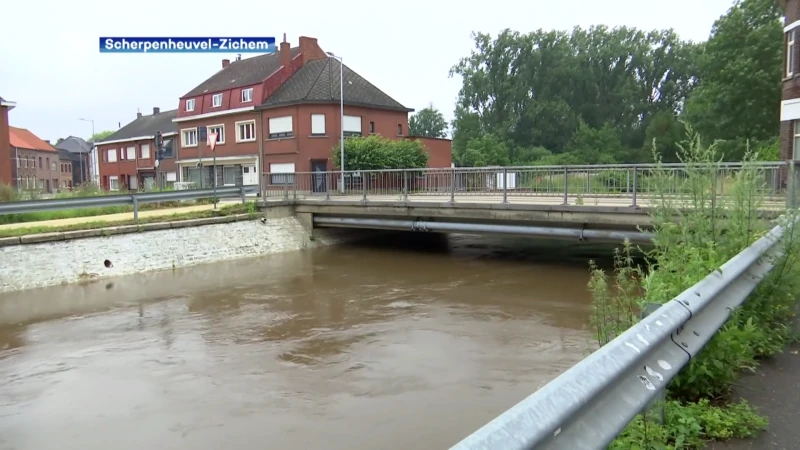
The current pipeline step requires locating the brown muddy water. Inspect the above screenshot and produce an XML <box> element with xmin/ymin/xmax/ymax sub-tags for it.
<box><xmin>0</xmin><ymin>233</ymin><xmax>621</xmax><ymax>450</ymax></box>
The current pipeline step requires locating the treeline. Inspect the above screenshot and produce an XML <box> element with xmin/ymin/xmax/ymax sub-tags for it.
<box><xmin>443</xmin><ymin>0</ymin><xmax>783</xmax><ymax>166</ymax></box>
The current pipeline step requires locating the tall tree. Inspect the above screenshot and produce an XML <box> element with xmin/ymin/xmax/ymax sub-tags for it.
<box><xmin>409</xmin><ymin>106</ymin><xmax>448</xmax><ymax>138</ymax></box>
<box><xmin>89</xmin><ymin>130</ymin><xmax>115</xmax><ymax>142</ymax></box>
<box><xmin>449</xmin><ymin>26</ymin><xmax>698</xmax><ymax>164</ymax></box>
<box><xmin>683</xmin><ymin>0</ymin><xmax>783</xmax><ymax>158</ymax></box>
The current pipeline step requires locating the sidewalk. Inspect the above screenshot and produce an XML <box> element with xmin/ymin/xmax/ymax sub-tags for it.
<box><xmin>0</xmin><ymin>204</ymin><xmax>218</xmax><ymax>231</ymax></box>
<box><xmin>707</xmin><ymin>340</ymin><xmax>800</xmax><ymax>450</ymax></box>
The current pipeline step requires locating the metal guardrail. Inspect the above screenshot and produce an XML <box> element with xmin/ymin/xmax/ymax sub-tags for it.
<box><xmin>0</xmin><ymin>186</ymin><xmax>256</xmax><ymax>222</ymax></box>
<box><xmin>261</xmin><ymin>162</ymin><xmax>790</xmax><ymax>208</ymax></box>
<box><xmin>448</xmin><ymin>216</ymin><xmax>796</xmax><ymax>450</ymax></box>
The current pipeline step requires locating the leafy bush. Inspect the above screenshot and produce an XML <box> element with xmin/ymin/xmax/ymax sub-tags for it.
<box><xmin>331</xmin><ymin>135</ymin><xmax>428</xmax><ymax>170</ymax></box>
<box><xmin>589</xmin><ymin>127</ymin><xmax>800</xmax><ymax>447</ymax></box>
<box><xmin>0</xmin><ymin>183</ymin><xmax>15</xmax><ymax>203</ymax></box>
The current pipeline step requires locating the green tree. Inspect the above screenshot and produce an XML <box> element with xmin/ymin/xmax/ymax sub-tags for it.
<box><xmin>90</xmin><ymin>130</ymin><xmax>115</xmax><ymax>142</ymax></box>
<box><xmin>683</xmin><ymin>0</ymin><xmax>783</xmax><ymax>159</ymax></box>
<box><xmin>449</xmin><ymin>26</ymin><xmax>698</xmax><ymax>165</ymax></box>
<box><xmin>643</xmin><ymin>111</ymin><xmax>687</xmax><ymax>163</ymax></box>
<box><xmin>458</xmin><ymin>134</ymin><xmax>510</xmax><ymax>167</ymax></box>
<box><xmin>562</xmin><ymin>122</ymin><xmax>623</xmax><ymax>164</ymax></box>
<box><xmin>332</xmin><ymin>135</ymin><xmax>428</xmax><ymax>171</ymax></box>
<box><xmin>409</xmin><ymin>106</ymin><xmax>448</xmax><ymax>138</ymax></box>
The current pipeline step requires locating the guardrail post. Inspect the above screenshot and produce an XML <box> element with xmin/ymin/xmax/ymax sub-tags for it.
<box><xmin>282</xmin><ymin>180</ymin><xmax>288</xmax><ymax>200</ymax></box>
<box><xmin>240</xmin><ymin>186</ymin><xmax>246</xmax><ymax>204</ymax></box>
<box><xmin>450</xmin><ymin>168</ymin><xmax>456</xmax><ymax>204</ymax></box>
<box><xmin>502</xmin><ymin>168</ymin><xmax>508</xmax><ymax>204</ymax></box>
<box><xmin>403</xmin><ymin>170</ymin><xmax>409</xmax><ymax>202</ymax></box>
<box><xmin>131</xmin><ymin>196</ymin><xmax>139</xmax><ymax>223</ymax></box>
<box><xmin>711</xmin><ymin>168</ymin><xmax>717</xmax><ymax>211</ymax></box>
<box><xmin>631</xmin><ymin>167</ymin><xmax>639</xmax><ymax>207</ymax></box>
<box><xmin>292</xmin><ymin>175</ymin><xmax>297</xmax><ymax>201</ymax></box>
<box><xmin>326</xmin><ymin>173</ymin><xmax>331</xmax><ymax>201</ymax></box>
<box><xmin>562</xmin><ymin>166</ymin><xmax>568</xmax><ymax>205</ymax></box>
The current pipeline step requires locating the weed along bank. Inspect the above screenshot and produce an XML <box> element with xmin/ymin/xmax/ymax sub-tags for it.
<box><xmin>0</xmin><ymin>206</ymin><xmax>368</xmax><ymax>293</ymax></box>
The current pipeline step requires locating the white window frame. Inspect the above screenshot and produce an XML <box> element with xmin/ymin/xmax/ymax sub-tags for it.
<box><xmin>269</xmin><ymin>162</ymin><xmax>295</xmax><ymax>185</ymax></box>
<box><xmin>107</xmin><ymin>149</ymin><xmax>117</xmax><ymax>163</ymax></box>
<box><xmin>207</xmin><ymin>124</ymin><xmax>225</xmax><ymax>144</ymax></box>
<box><xmin>212</xmin><ymin>93</ymin><xmax>223</xmax><ymax>108</ymax></box>
<box><xmin>311</xmin><ymin>114</ymin><xmax>326</xmax><ymax>136</ymax></box>
<box><xmin>236</xmin><ymin>120</ymin><xmax>257</xmax><ymax>143</ymax></box>
<box><xmin>182</xmin><ymin>128</ymin><xmax>198</xmax><ymax>147</ymax></box>
<box><xmin>186</xmin><ymin>99</ymin><xmax>195</xmax><ymax>112</ymax></box>
<box><xmin>241</xmin><ymin>88</ymin><xmax>253</xmax><ymax>103</ymax></box>
<box><xmin>126</xmin><ymin>146</ymin><xmax>136</xmax><ymax>160</ymax></box>
<box><xmin>343</xmin><ymin>115</ymin><xmax>362</xmax><ymax>137</ymax></box>
<box><xmin>789</xmin><ymin>30</ymin><xmax>796</xmax><ymax>77</ymax></box>
<box><xmin>268</xmin><ymin>116</ymin><xmax>293</xmax><ymax>139</ymax></box>
<box><xmin>794</xmin><ymin>120</ymin><xmax>800</xmax><ymax>160</ymax></box>
<box><xmin>140</xmin><ymin>143</ymin><xmax>151</xmax><ymax>159</ymax></box>
<box><xmin>109</xmin><ymin>175</ymin><xmax>119</xmax><ymax>191</ymax></box>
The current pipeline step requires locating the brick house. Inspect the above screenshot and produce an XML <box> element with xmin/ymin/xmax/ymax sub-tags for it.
<box><xmin>95</xmin><ymin>108</ymin><xmax>178</xmax><ymax>191</ymax></box>
<box><xmin>8</xmin><ymin>126</ymin><xmax>63</xmax><ymax>193</ymax></box>
<box><xmin>0</xmin><ymin>96</ymin><xmax>16</xmax><ymax>187</ymax></box>
<box><xmin>780</xmin><ymin>0</ymin><xmax>800</xmax><ymax>165</ymax></box>
<box><xmin>54</xmin><ymin>136</ymin><xmax>93</xmax><ymax>187</ymax></box>
<box><xmin>173</xmin><ymin>34</ymin><xmax>451</xmax><ymax>190</ymax></box>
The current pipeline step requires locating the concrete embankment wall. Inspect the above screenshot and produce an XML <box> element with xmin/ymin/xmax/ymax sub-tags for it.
<box><xmin>0</xmin><ymin>208</ymin><xmax>366</xmax><ymax>293</ymax></box>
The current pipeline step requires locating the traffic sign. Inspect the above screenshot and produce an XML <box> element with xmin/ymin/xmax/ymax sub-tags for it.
<box><xmin>207</xmin><ymin>132</ymin><xmax>218</xmax><ymax>151</ymax></box>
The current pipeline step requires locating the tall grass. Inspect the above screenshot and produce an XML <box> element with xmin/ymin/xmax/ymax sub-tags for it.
<box><xmin>590</xmin><ymin>130</ymin><xmax>800</xmax><ymax>448</ymax></box>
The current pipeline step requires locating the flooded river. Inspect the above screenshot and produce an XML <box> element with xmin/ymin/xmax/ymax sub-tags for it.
<box><xmin>0</xmin><ymin>233</ymin><xmax>613</xmax><ymax>450</ymax></box>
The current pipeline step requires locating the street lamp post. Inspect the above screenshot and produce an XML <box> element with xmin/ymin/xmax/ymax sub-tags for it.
<box><xmin>327</xmin><ymin>52</ymin><xmax>345</xmax><ymax>194</ymax></box>
<box><xmin>79</xmin><ymin>118</ymin><xmax>95</xmax><ymax>185</ymax></box>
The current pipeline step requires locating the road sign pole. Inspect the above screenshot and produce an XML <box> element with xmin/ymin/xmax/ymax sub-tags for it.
<box><xmin>207</xmin><ymin>132</ymin><xmax>218</xmax><ymax>210</ymax></box>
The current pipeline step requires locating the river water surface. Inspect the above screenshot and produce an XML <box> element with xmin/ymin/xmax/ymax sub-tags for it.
<box><xmin>0</xmin><ymin>234</ymin><xmax>609</xmax><ymax>450</ymax></box>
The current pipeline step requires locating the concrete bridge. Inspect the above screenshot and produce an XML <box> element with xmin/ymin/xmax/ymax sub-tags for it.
<box><xmin>259</xmin><ymin>163</ymin><xmax>790</xmax><ymax>245</ymax></box>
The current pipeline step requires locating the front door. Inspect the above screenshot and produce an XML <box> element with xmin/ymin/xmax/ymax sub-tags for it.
<box><xmin>311</xmin><ymin>160</ymin><xmax>327</xmax><ymax>193</ymax></box>
<box><xmin>242</xmin><ymin>165</ymin><xmax>258</xmax><ymax>185</ymax></box>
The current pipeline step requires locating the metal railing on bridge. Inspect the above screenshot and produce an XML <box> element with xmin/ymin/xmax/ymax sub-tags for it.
<box><xmin>447</xmin><ymin>214</ymin><xmax>797</xmax><ymax>450</ymax></box>
<box><xmin>261</xmin><ymin>161</ymin><xmax>795</xmax><ymax>209</ymax></box>
<box><xmin>0</xmin><ymin>186</ymin><xmax>257</xmax><ymax>222</ymax></box>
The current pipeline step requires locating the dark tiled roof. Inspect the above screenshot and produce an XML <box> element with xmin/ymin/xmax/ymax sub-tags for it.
<box><xmin>182</xmin><ymin>48</ymin><xmax>301</xmax><ymax>98</ymax></box>
<box><xmin>54</xmin><ymin>136</ymin><xmax>92</xmax><ymax>154</ymax></box>
<box><xmin>260</xmin><ymin>58</ymin><xmax>412</xmax><ymax>112</ymax></box>
<box><xmin>98</xmin><ymin>109</ymin><xmax>178</xmax><ymax>143</ymax></box>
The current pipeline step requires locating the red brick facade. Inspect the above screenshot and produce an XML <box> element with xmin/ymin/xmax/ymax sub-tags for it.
<box><xmin>780</xmin><ymin>0</ymin><xmax>800</xmax><ymax>163</ymax></box>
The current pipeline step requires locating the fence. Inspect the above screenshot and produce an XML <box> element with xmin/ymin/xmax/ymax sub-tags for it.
<box><xmin>262</xmin><ymin>162</ymin><xmax>790</xmax><ymax>207</ymax></box>
<box><xmin>0</xmin><ymin>186</ymin><xmax>256</xmax><ymax>222</ymax></box>
<box><xmin>447</xmin><ymin>215</ymin><xmax>796</xmax><ymax>450</ymax></box>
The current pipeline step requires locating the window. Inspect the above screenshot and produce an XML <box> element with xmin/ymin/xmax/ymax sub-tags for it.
<box><xmin>397</xmin><ymin>124</ymin><xmax>403</xmax><ymax>135</ymax></box>
<box><xmin>268</xmin><ymin>116</ymin><xmax>293</xmax><ymax>138</ymax></box>
<box><xmin>39</xmin><ymin>157</ymin><xmax>43</xmax><ymax>167</ymax></box>
<box><xmin>223</xmin><ymin>166</ymin><xmax>238</xmax><ymax>185</ymax></box>
<box><xmin>212</xmin><ymin>93</ymin><xmax>223</xmax><ymax>107</ymax></box>
<box><xmin>242</xmin><ymin>88</ymin><xmax>253</xmax><ymax>103</ymax></box>
<box><xmin>794</xmin><ymin>120</ymin><xmax>800</xmax><ymax>159</ymax></box>
<box><xmin>789</xmin><ymin>30</ymin><xmax>796</xmax><ymax>77</ymax></box>
<box><xmin>182</xmin><ymin>128</ymin><xmax>198</xmax><ymax>147</ymax></box>
<box><xmin>126</xmin><ymin>146</ymin><xmax>136</xmax><ymax>160</ymax></box>
<box><xmin>186</xmin><ymin>99</ymin><xmax>195</xmax><ymax>111</ymax></box>
<box><xmin>16</xmin><ymin>157</ymin><xmax>20</xmax><ymax>168</ymax></box>
<box><xmin>311</xmin><ymin>114</ymin><xmax>326</xmax><ymax>135</ymax></box>
<box><xmin>162</xmin><ymin>138</ymin><xmax>175</xmax><ymax>158</ymax></box>
<box><xmin>208</xmin><ymin>124</ymin><xmax>225</xmax><ymax>144</ymax></box>
<box><xmin>369</xmin><ymin>121</ymin><xmax>375</xmax><ymax>134</ymax></box>
<box><xmin>269</xmin><ymin>163</ymin><xmax>295</xmax><ymax>185</ymax></box>
<box><xmin>343</xmin><ymin>115</ymin><xmax>362</xmax><ymax>137</ymax></box>
<box><xmin>140</xmin><ymin>143</ymin><xmax>151</xmax><ymax>159</ymax></box>
<box><xmin>109</xmin><ymin>176</ymin><xmax>119</xmax><ymax>191</ymax></box>
<box><xmin>236</xmin><ymin>120</ymin><xmax>256</xmax><ymax>142</ymax></box>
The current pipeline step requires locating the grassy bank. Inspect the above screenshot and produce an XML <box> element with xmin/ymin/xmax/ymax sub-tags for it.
<box><xmin>0</xmin><ymin>202</ymin><xmax>258</xmax><ymax>238</ymax></box>
<box><xmin>590</xmin><ymin>132</ymin><xmax>800</xmax><ymax>449</ymax></box>
<box><xmin>0</xmin><ymin>182</ymin><xmax>222</xmax><ymax>225</ymax></box>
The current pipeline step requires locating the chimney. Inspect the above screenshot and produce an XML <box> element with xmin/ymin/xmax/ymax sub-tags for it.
<box><xmin>222</xmin><ymin>58</ymin><xmax>230</xmax><ymax>68</ymax></box>
<box><xmin>299</xmin><ymin>36</ymin><xmax>324</xmax><ymax>64</ymax></box>
<box><xmin>236</xmin><ymin>54</ymin><xmax>241</xmax><ymax>61</ymax></box>
<box><xmin>137</xmin><ymin>112</ymin><xmax>143</xmax><ymax>119</ymax></box>
<box><xmin>153</xmin><ymin>107</ymin><xmax>160</xmax><ymax>115</ymax></box>
<box><xmin>280</xmin><ymin>33</ymin><xmax>291</xmax><ymax>68</ymax></box>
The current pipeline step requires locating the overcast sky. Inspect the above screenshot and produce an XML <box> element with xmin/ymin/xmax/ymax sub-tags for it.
<box><xmin>1</xmin><ymin>0</ymin><xmax>738</xmax><ymax>142</ymax></box>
